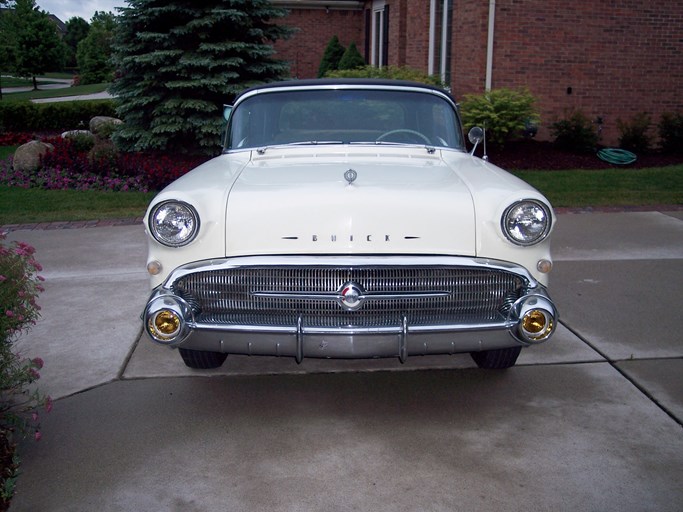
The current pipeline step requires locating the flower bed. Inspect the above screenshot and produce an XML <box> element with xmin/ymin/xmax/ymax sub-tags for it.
<box><xmin>0</xmin><ymin>134</ymin><xmax>210</xmax><ymax>192</ymax></box>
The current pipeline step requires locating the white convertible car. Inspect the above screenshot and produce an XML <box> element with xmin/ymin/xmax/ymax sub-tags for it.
<box><xmin>142</xmin><ymin>79</ymin><xmax>558</xmax><ymax>370</ymax></box>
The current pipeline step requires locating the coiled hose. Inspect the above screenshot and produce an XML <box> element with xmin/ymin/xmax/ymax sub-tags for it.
<box><xmin>597</xmin><ymin>148</ymin><xmax>637</xmax><ymax>165</ymax></box>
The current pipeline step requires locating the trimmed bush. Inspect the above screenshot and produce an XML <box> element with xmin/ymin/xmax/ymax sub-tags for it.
<box><xmin>617</xmin><ymin>112</ymin><xmax>652</xmax><ymax>153</ymax></box>
<box><xmin>318</xmin><ymin>35</ymin><xmax>346</xmax><ymax>78</ymax></box>
<box><xmin>658</xmin><ymin>112</ymin><xmax>683</xmax><ymax>153</ymax></box>
<box><xmin>550</xmin><ymin>110</ymin><xmax>599</xmax><ymax>153</ymax></box>
<box><xmin>459</xmin><ymin>88</ymin><xmax>540</xmax><ymax>148</ymax></box>
<box><xmin>0</xmin><ymin>100</ymin><xmax>115</xmax><ymax>132</ymax></box>
<box><xmin>325</xmin><ymin>65</ymin><xmax>444</xmax><ymax>87</ymax></box>
<box><xmin>337</xmin><ymin>42</ymin><xmax>366</xmax><ymax>70</ymax></box>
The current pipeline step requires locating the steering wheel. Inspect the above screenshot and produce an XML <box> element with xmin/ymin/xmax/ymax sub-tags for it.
<box><xmin>376</xmin><ymin>129</ymin><xmax>431</xmax><ymax>144</ymax></box>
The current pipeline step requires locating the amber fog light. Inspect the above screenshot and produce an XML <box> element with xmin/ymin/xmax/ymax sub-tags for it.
<box><xmin>147</xmin><ymin>260</ymin><xmax>162</xmax><ymax>275</ymax></box>
<box><xmin>149</xmin><ymin>310</ymin><xmax>181</xmax><ymax>340</ymax></box>
<box><xmin>521</xmin><ymin>309</ymin><xmax>554</xmax><ymax>341</ymax></box>
<box><xmin>537</xmin><ymin>259</ymin><xmax>552</xmax><ymax>273</ymax></box>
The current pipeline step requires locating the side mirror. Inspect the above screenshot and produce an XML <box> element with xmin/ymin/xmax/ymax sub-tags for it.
<box><xmin>223</xmin><ymin>105</ymin><xmax>233</xmax><ymax>122</ymax></box>
<box><xmin>468</xmin><ymin>126</ymin><xmax>484</xmax><ymax>145</ymax></box>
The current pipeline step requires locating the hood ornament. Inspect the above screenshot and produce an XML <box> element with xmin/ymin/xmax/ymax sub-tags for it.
<box><xmin>344</xmin><ymin>168</ymin><xmax>357</xmax><ymax>185</ymax></box>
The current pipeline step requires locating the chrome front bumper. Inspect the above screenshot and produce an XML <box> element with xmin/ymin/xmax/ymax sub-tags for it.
<box><xmin>142</xmin><ymin>255</ymin><xmax>558</xmax><ymax>363</ymax></box>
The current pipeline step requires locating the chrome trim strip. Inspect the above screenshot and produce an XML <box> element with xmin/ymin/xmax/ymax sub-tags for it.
<box><xmin>188</xmin><ymin>319</ymin><xmax>516</xmax><ymax>335</ymax></box>
<box><xmin>161</xmin><ymin>255</ymin><xmax>539</xmax><ymax>290</ymax></box>
<box><xmin>233</xmin><ymin>83</ymin><xmax>458</xmax><ymax>111</ymax></box>
<box><xmin>251</xmin><ymin>290</ymin><xmax>452</xmax><ymax>301</ymax></box>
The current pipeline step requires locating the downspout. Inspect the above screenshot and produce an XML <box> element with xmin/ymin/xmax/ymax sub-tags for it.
<box><xmin>486</xmin><ymin>0</ymin><xmax>496</xmax><ymax>91</ymax></box>
<box><xmin>440</xmin><ymin>0</ymin><xmax>450</xmax><ymax>83</ymax></box>
<box><xmin>428</xmin><ymin>0</ymin><xmax>436</xmax><ymax>75</ymax></box>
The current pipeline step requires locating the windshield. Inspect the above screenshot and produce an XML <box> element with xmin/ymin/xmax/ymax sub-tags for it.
<box><xmin>226</xmin><ymin>88</ymin><xmax>464</xmax><ymax>151</ymax></box>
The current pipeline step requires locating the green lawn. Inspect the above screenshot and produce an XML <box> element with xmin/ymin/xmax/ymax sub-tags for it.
<box><xmin>0</xmin><ymin>187</ymin><xmax>155</xmax><ymax>225</ymax></box>
<box><xmin>513</xmin><ymin>165</ymin><xmax>683</xmax><ymax>207</ymax></box>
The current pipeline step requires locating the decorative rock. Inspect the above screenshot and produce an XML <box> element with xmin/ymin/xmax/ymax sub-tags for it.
<box><xmin>12</xmin><ymin>141</ymin><xmax>55</xmax><ymax>173</ymax></box>
<box><xmin>61</xmin><ymin>130</ymin><xmax>94</xmax><ymax>141</ymax></box>
<box><xmin>89</xmin><ymin>116</ymin><xmax>123</xmax><ymax>138</ymax></box>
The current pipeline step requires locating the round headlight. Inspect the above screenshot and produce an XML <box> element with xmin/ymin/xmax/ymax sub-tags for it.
<box><xmin>502</xmin><ymin>200</ymin><xmax>551</xmax><ymax>246</ymax></box>
<box><xmin>149</xmin><ymin>201</ymin><xmax>200</xmax><ymax>247</ymax></box>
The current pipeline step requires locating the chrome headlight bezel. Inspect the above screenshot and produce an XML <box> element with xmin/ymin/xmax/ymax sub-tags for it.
<box><xmin>501</xmin><ymin>200</ymin><xmax>552</xmax><ymax>246</ymax></box>
<box><xmin>148</xmin><ymin>200</ymin><xmax>200</xmax><ymax>247</ymax></box>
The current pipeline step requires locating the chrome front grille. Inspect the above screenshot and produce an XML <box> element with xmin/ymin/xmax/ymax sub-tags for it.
<box><xmin>172</xmin><ymin>266</ymin><xmax>527</xmax><ymax>328</ymax></box>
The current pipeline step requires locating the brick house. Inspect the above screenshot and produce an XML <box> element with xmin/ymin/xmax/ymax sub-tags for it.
<box><xmin>271</xmin><ymin>0</ymin><xmax>683</xmax><ymax>145</ymax></box>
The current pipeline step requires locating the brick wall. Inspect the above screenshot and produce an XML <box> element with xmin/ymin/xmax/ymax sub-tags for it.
<box><xmin>273</xmin><ymin>8</ymin><xmax>364</xmax><ymax>79</ymax></box>
<box><xmin>274</xmin><ymin>0</ymin><xmax>683</xmax><ymax>146</ymax></box>
<box><xmin>453</xmin><ymin>0</ymin><xmax>683</xmax><ymax>144</ymax></box>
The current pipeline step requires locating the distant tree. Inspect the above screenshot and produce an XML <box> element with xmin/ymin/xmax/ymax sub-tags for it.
<box><xmin>0</xmin><ymin>6</ymin><xmax>18</xmax><ymax>81</ymax></box>
<box><xmin>76</xmin><ymin>12</ymin><xmax>116</xmax><ymax>84</ymax></box>
<box><xmin>318</xmin><ymin>35</ymin><xmax>345</xmax><ymax>78</ymax></box>
<box><xmin>8</xmin><ymin>0</ymin><xmax>66</xmax><ymax>88</ymax></box>
<box><xmin>111</xmin><ymin>0</ymin><xmax>292</xmax><ymax>154</ymax></box>
<box><xmin>337</xmin><ymin>42</ymin><xmax>365</xmax><ymax>71</ymax></box>
<box><xmin>64</xmin><ymin>17</ymin><xmax>90</xmax><ymax>68</ymax></box>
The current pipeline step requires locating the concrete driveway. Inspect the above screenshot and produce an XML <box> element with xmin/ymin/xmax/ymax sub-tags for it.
<box><xmin>5</xmin><ymin>211</ymin><xmax>683</xmax><ymax>511</ymax></box>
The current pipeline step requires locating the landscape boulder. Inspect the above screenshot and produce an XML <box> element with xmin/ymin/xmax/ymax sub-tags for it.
<box><xmin>12</xmin><ymin>140</ymin><xmax>55</xmax><ymax>173</ymax></box>
<box><xmin>61</xmin><ymin>129</ymin><xmax>94</xmax><ymax>141</ymax></box>
<box><xmin>89</xmin><ymin>116</ymin><xmax>123</xmax><ymax>138</ymax></box>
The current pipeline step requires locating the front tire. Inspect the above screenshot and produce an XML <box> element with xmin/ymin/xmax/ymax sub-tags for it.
<box><xmin>179</xmin><ymin>348</ymin><xmax>228</xmax><ymax>369</ymax></box>
<box><xmin>470</xmin><ymin>346</ymin><xmax>521</xmax><ymax>369</ymax></box>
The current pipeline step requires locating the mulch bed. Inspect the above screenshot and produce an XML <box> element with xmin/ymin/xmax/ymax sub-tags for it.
<box><xmin>482</xmin><ymin>140</ymin><xmax>683</xmax><ymax>170</ymax></box>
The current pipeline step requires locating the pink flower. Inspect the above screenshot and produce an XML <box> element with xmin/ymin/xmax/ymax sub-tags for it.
<box><xmin>5</xmin><ymin>310</ymin><xmax>14</xmax><ymax>317</ymax></box>
<box><xmin>0</xmin><ymin>275</ymin><xmax>6</xmax><ymax>282</ymax></box>
<box><xmin>34</xmin><ymin>431</ymin><xmax>42</xmax><ymax>442</ymax></box>
<box><xmin>32</xmin><ymin>357</ymin><xmax>45</xmax><ymax>369</ymax></box>
<box><xmin>45</xmin><ymin>396</ymin><xmax>53</xmax><ymax>413</ymax></box>
<box><xmin>32</xmin><ymin>412</ymin><xmax>39</xmax><ymax>422</ymax></box>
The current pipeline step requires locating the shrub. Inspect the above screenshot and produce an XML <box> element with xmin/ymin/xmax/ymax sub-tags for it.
<box><xmin>337</xmin><ymin>42</ymin><xmax>366</xmax><ymax>70</ymax></box>
<box><xmin>325</xmin><ymin>65</ymin><xmax>444</xmax><ymax>87</ymax></box>
<box><xmin>459</xmin><ymin>88</ymin><xmax>540</xmax><ymax>148</ymax></box>
<box><xmin>0</xmin><ymin>233</ymin><xmax>50</xmax><ymax>507</ymax></box>
<box><xmin>318</xmin><ymin>35</ymin><xmax>346</xmax><ymax>78</ymax></box>
<box><xmin>550</xmin><ymin>110</ymin><xmax>599</xmax><ymax>153</ymax></box>
<box><xmin>0</xmin><ymin>233</ymin><xmax>50</xmax><ymax>439</ymax></box>
<box><xmin>617</xmin><ymin>112</ymin><xmax>652</xmax><ymax>153</ymax></box>
<box><xmin>658</xmin><ymin>112</ymin><xmax>683</xmax><ymax>153</ymax></box>
<box><xmin>0</xmin><ymin>100</ymin><xmax>115</xmax><ymax>132</ymax></box>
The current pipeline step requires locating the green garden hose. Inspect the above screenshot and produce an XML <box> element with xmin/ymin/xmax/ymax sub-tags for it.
<box><xmin>597</xmin><ymin>148</ymin><xmax>637</xmax><ymax>165</ymax></box>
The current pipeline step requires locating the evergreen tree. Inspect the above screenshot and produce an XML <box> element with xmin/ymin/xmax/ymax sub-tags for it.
<box><xmin>76</xmin><ymin>12</ymin><xmax>116</xmax><ymax>84</ymax></box>
<box><xmin>110</xmin><ymin>0</ymin><xmax>292</xmax><ymax>155</ymax></box>
<box><xmin>337</xmin><ymin>42</ymin><xmax>365</xmax><ymax>71</ymax></box>
<box><xmin>317</xmin><ymin>35</ymin><xmax>345</xmax><ymax>78</ymax></box>
<box><xmin>64</xmin><ymin>17</ymin><xmax>90</xmax><ymax>69</ymax></box>
<box><xmin>9</xmin><ymin>0</ymin><xmax>66</xmax><ymax>88</ymax></box>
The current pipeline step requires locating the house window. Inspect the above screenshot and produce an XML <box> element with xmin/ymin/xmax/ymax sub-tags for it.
<box><xmin>370</xmin><ymin>0</ymin><xmax>389</xmax><ymax>67</ymax></box>
<box><xmin>429</xmin><ymin>0</ymin><xmax>453</xmax><ymax>85</ymax></box>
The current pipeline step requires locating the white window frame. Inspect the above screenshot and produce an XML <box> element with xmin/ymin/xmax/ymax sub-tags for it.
<box><xmin>428</xmin><ymin>0</ymin><xmax>452</xmax><ymax>84</ymax></box>
<box><xmin>371</xmin><ymin>0</ymin><xmax>386</xmax><ymax>67</ymax></box>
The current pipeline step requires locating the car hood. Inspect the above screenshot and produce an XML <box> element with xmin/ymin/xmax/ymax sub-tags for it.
<box><xmin>225</xmin><ymin>147</ymin><xmax>476</xmax><ymax>257</ymax></box>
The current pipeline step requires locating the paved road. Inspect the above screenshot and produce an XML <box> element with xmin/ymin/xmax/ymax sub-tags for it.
<box><xmin>6</xmin><ymin>211</ymin><xmax>683</xmax><ymax>511</ymax></box>
<box><xmin>1</xmin><ymin>76</ymin><xmax>112</xmax><ymax>102</ymax></box>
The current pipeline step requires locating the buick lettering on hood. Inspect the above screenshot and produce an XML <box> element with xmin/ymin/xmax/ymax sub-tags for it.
<box><xmin>142</xmin><ymin>79</ymin><xmax>558</xmax><ymax>370</ymax></box>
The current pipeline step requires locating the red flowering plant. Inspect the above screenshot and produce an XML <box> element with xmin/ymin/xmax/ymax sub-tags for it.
<box><xmin>0</xmin><ymin>132</ymin><xmax>208</xmax><ymax>192</ymax></box>
<box><xmin>0</xmin><ymin>232</ymin><xmax>50</xmax><ymax>443</ymax></box>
